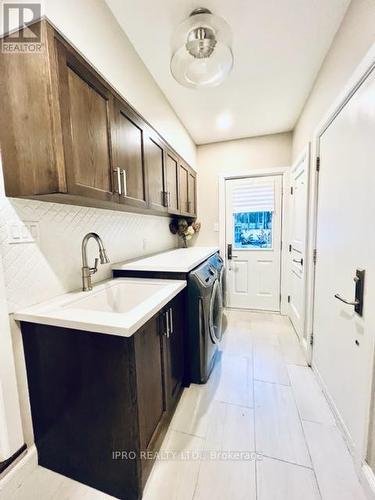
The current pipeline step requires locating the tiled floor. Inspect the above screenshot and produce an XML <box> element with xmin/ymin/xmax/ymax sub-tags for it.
<box><xmin>5</xmin><ymin>310</ymin><xmax>367</xmax><ymax>500</ymax></box>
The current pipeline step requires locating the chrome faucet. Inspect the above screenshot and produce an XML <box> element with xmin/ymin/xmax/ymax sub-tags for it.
<box><xmin>81</xmin><ymin>233</ymin><xmax>110</xmax><ymax>291</ymax></box>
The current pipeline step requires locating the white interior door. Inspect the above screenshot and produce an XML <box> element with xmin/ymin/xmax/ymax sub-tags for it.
<box><xmin>313</xmin><ymin>67</ymin><xmax>375</xmax><ymax>462</ymax></box>
<box><xmin>289</xmin><ymin>147</ymin><xmax>310</xmax><ymax>346</ymax></box>
<box><xmin>225</xmin><ymin>175</ymin><xmax>282</xmax><ymax>311</ymax></box>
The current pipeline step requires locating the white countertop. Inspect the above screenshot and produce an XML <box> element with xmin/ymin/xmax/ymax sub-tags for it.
<box><xmin>14</xmin><ymin>278</ymin><xmax>186</xmax><ymax>338</ymax></box>
<box><xmin>112</xmin><ymin>246</ymin><xmax>219</xmax><ymax>273</ymax></box>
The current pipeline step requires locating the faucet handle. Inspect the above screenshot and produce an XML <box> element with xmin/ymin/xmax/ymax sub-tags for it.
<box><xmin>90</xmin><ymin>258</ymin><xmax>99</xmax><ymax>274</ymax></box>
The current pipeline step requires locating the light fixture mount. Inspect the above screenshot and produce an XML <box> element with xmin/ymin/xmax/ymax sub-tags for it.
<box><xmin>170</xmin><ymin>8</ymin><xmax>233</xmax><ymax>89</ymax></box>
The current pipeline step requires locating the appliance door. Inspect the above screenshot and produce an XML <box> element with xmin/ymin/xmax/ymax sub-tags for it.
<box><xmin>209</xmin><ymin>279</ymin><xmax>223</xmax><ymax>344</ymax></box>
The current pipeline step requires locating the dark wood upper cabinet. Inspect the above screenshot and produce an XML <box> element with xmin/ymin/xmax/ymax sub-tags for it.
<box><xmin>165</xmin><ymin>150</ymin><xmax>179</xmax><ymax>214</ymax></box>
<box><xmin>188</xmin><ymin>169</ymin><xmax>197</xmax><ymax>217</ymax></box>
<box><xmin>112</xmin><ymin>99</ymin><xmax>147</xmax><ymax>208</ymax></box>
<box><xmin>0</xmin><ymin>21</ymin><xmax>65</xmax><ymax>197</ymax></box>
<box><xmin>145</xmin><ymin>131</ymin><xmax>167</xmax><ymax>212</ymax></box>
<box><xmin>56</xmin><ymin>40</ymin><xmax>116</xmax><ymax>203</ymax></box>
<box><xmin>179</xmin><ymin>162</ymin><xmax>190</xmax><ymax>216</ymax></box>
<box><xmin>0</xmin><ymin>19</ymin><xmax>197</xmax><ymax>217</ymax></box>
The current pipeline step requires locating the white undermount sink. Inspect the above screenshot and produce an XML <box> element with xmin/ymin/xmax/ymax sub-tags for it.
<box><xmin>64</xmin><ymin>280</ymin><xmax>170</xmax><ymax>314</ymax></box>
<box><xmin>14</xmin><ymin>278</ymin><xmax>186</xmax><ymax>337</ymax></box>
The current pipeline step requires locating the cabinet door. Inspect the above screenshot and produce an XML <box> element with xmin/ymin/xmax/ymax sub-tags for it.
<box><xmin>145</xmin><ymin>131</ymin><xmax>167</xmax><ymax>212</ymax></box>
<box><xmin>188</xmin><ymin>169</ymin><xmax>197</xmax><ymax>216</ymax></box>
<box><xmin>134</xmin><ymin>315</ymin><xmax>165</xmax><ymax>452</ymax></box>
<box><xmin>113</xmin><ymin>99</ymin><xmax>147</xmax><ymax>208</ymax></box>
<box><xmin>0</xmin><ymin>22</ymin><xmax>64</xmax><ymax>197</ymax></box>
<box><xmin>179</xmin><ymin>163</ymin><xmax>189</xmax><ymax>215</ymax></box>
<box><xmin>56</xmin><ymin>40</ymin><xmax>117</xmax><ymax>203</ymax></box>
<box><xmin>166</xmin><ymin>150</ymin><xmax>179</xmax><ymax>214</ymax></box>
<box><xmin>163</xmin><ymin>293</ymin><xmax>185</xmax><ymax>410</ymax></box>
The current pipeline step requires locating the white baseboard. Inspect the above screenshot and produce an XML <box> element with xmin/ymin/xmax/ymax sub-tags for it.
<box><xmin>312</xmin><ymin>361</ymin><xmax>375</xmax><ymax>500</ymax></box>
<box><xmin>312</xmin><ymin>361</ymin><xmax>355</xmax><ymax>454</ymax></box>
<box><xmin>360</xmin><ymin>462</ymin><xmax>375</xmax><ymax>500</ymax></box>
<box><xmin>0</xmin><ymin>445</ymin><xmax>37</xmax><ymax>499</ymax></box>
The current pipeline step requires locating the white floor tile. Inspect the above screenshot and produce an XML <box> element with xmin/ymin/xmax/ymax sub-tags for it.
<box><xmin>203</xmin><ymin>400</ymin><xmax>255</xmax><ymax>452</ymax></box>
<box><xmin>193</xmin><ymin>402</ymin><xmax>256</xmax><ymax>500</ymax></box>
<box><xmin>8</xmin><ymin>467</ymin><xmax>66</xmax><ymax>500</ymax></box>
<box><xmin>303</xmin><ymin>420</ymin><xmax>366</xmax><ymax>500</ymax></box>
<box><xmin>254</xmin><ymin>341</ymin><xmax>290</xmax><ymax>385</ymax></box>
<box><xmin>255</xmin><ymin>381</ymin><xmax>311</xmax><ymax>467</ymax></box>
<box><xmin>193</xmin><ymin>460</ymin><xmax>256</xmax><ymax>500</ymax></box>
<box><xmin>143</xmin><ymin>430</ymin><xmax>204</xmax><ymax>500</ymax></box>
<box><xmin>210</xmin><ymin>353</ymin><xmax>253</xmax><ymax>407</ymax></box>
<box><xmin>170</xmin><ymin>385</ymin><xmax>212</xmax><ymax>438</ymax></box>
<box><xmin>51</xmin><ymin>474</ymin><xmax>114</xmax><ymax>500</ymax></box>
<box><xmin>288</xmin><ymin>365</ymin><xmax>336</xmax><ymax>426</ymax></box>
<box><xmin>257</xmin><ymin>456</ymin><xmax>320</xmax><ymax>500</ymax></box>
<box><xmin>280</xmin><ymin>333</ymin><xmax>308</xmax><ymax>366</ymax></box>
<box><xmin>220</xmin><ymin>324</ymin><xmax>253</xmax><ymax>357</ymax></box>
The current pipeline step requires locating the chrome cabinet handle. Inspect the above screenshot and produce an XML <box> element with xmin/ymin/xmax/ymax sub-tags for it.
<box><xmin>334</xmin><ymin>294</ymin><xmax>359</xmax><ymax>306</ymax></box>
<box><xmin>169</xmin><ymin>308</ymin><xmax>173</xmax><ymax>334</ymax></box>
<box><xmin>165</xmin><ymin>310</ymin><xmax>170</xmax><ymax>338</ymax></box>
<box><xmin>113</xmin><ymin>168</ymin><xmax>122</xmax><ymax>195</ymax></box>
<box><xmin>121</xmin><ymin>169</ymin><xmax>127</xmax><ymax>197</ymax></box>
<box><xmin>163</xmin><ymin>191</ymin><xmax>169</xmax><ymax>207</ymax></box>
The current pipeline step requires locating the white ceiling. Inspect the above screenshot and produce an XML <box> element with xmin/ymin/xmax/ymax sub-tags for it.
<box><xmin>105</xmin><ymin>0</ymin><xmax>350</xmax><ymax>145</ymax></box>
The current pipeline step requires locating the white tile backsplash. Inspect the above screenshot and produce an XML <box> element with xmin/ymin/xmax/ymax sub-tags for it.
<box><xmin>0</xmin><ymin>197</ymin><xmax>177</xmax><ymax>312</ymax></box>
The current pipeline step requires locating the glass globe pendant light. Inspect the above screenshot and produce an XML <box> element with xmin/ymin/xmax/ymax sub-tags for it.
<box><xmin>170</xmin><ymin>8</ymin><xmax>233</xmax><ymax>89</ymax></box>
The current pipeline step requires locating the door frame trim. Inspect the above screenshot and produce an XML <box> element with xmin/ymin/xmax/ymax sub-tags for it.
<box><xmin>307</xmin><ymin>41</ymin><xmax>375</xmax><ymax>487</ymax></box>
<box><xmin>288</xmin><ymin>143</ymin><xmax>311</xmax><ymax>360</ymax></box>
<box><xmin>218</xmin><ymin>166</ymin><xmax>290</xmax><ymax>315</ymax></box>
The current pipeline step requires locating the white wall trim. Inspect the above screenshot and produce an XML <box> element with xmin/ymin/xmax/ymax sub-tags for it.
<box><xmin>288</xmin><ymin>143</ymin><xmax>312</xmax><ymax>363</ymax></box>
<box><xmin>313</xmin><ymin>360</ymin><xmax>375</xmax><ymax>500</ymax></box>
<box><xmin>218</xmin><ymin>166</ymin><xmax>290</xmax><ymax>314</ymax></box>
<box><xmin>305</xmin><ymin>41</ymin><xmax>375</xmax><ymax>480</ymax></box>
<box><xmin>361</xmin><ymin>462</ymin><xmax>375</xmax><ymax>500</ymax></box>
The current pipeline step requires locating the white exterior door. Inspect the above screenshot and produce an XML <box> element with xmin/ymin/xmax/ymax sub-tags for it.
<box><xmin>289</xmin><ymin>148</ymin><xmax>310</xmax><ymax>346</ymax></box>
<box><xmin>313</xmin><ymin>67</ymin><xmax>375</xmax><ymax>462</ymax></box>
<box><xmin>225</xmin><ymin>175</ymin><xmax>282</xmax><ymax>311</ymax></box>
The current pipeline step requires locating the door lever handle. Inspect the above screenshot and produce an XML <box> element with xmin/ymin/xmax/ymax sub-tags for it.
<box><xmin>334</xmin><ymin>294</ymin><xmax>359</xmax><ymax>306</ymax></box>
<box><xmin>333</xmin><ymin>269</ymin><xmax>365</xmax><ymax>316</ymax></box>
<box><xmin>293</xmin><ymin>258</ymin><xmax>303</xmax><ymax>265</ymax></box>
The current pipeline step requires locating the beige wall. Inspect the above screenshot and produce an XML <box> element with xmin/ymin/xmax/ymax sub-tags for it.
<box><xmin>292</xmin><ymin>0</ymin><xmax>375</xmax><ymax>160</ymax></box>
<box><xmin>196</xmin><ymin>133</ymin><xmax>292</xmax><ymax>246</ymax></box>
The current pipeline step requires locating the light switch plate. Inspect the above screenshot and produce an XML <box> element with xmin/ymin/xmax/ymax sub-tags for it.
<box><xmin>8</xmin><ymin>221</ymin><xmax>39</xmax><ymax>244</ymax></box>
<box><xmin>213</xmin><ymin>223</ymin><xmax>219</xmax><ymax>232</ymax></box>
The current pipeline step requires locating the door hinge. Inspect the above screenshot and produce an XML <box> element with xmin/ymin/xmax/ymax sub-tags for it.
<box><xmin>310</xmin><ymin>333</ymin><xmax>314</xmax><ymax>346</ymax></box>
<box><xmin>313</xmin><ymin>249</ymin><xmax>317</xmax><ymax>265</ymax></box>
<box><xmin>287</xmin><ymin>295</ymin><xmax>291</xmax><ymax>303</ymax></box>
<box><xmin>289</xmin><ymin>244</ymin><xmax>292</xmax><ymax>253</ymax></box>
<box><xmin>290</xmin><ymin>186</ymin><xmax>294</xmax><ymax>195</ymax></box>
<box><xmin>316</xmin><ymin>156</ymin><xmax>320</xmax><ymax>172</ymax></box>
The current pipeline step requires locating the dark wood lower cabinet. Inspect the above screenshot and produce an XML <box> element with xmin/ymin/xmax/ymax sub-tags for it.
<box><xmin>20</xmin><ymin>291</ymin><xmax>186</xmax><ymax>500</ymax></box>
<box><xmin>163</xmin><ymin>295</ymin><xmax>185</xmax><ymax>411</ymax></box>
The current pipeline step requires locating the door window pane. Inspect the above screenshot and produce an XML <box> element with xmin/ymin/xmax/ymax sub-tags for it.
<box><xmin>233</xmin><ymin>211</ymin><xmax>273</xmax><ymax>249</ymax></box>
